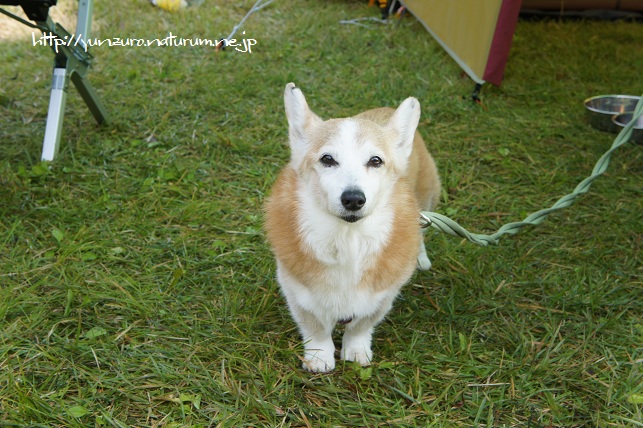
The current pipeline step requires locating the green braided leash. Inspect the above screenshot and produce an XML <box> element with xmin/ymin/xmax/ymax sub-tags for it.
<box><xmin>420</xmin><ymin>95</ymin><xmax>643</xmax><ymax>247</ymax></box>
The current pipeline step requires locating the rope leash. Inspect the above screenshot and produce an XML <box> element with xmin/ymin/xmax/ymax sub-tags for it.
<box><xmin>420</xmin><ymin>95</ymin><xmax>643</xmax><ymax>247</ymax></box>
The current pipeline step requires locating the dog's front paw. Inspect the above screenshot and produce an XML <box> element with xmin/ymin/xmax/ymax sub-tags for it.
<box><xmin>340</xmin><ymin>345</ymin><xmax>373</xmax><ymax>366</ymax></box>
<box><xmin>303</xmin><ymin>346</ymin><xmax>336</xmax><ymax>372</ymax></box>
<box><xmin>417</xmin><ymin>241</ymin><xmax>432</xmax><ymax>271</ymax></box>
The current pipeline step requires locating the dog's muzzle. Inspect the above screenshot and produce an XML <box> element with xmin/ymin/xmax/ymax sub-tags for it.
<box><xmin>340</xmin><ymin>189</ymin><xmax>365</xmax><ymax>222</ymax></box>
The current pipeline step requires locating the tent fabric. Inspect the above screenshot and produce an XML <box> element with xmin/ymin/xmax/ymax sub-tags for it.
<box><xmin>400</xmin><ymin>0</ymin><xmax>522</xmax><ymax>86</ymax></box>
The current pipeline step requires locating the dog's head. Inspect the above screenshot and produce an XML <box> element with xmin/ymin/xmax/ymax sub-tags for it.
<box><xmin>284</xmin><ymin>82</ymin><xmax>420</xmax><ymax>224</ymax></box>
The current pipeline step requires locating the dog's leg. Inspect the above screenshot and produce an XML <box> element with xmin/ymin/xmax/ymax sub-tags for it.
<box><xmin>340</xmin><ymin>320</ymin><xmax>374</xmax><ymax>366</ymax></box>
<box><xmin>417</xmin><ymin>237</ymin><xmax>432</xmax><ymax>270</ymax></box>
<box><xmin>340</xmin><ymin>296</ymin><xmax>395</xmax><ymax>366</ymax></box>
<box><xmin>289</xmin><ymin>303</ymin><xmax>336</xmax><ymax>372</ymax></box>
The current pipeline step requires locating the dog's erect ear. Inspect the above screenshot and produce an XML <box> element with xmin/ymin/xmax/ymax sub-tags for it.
<box><xmin>388</xmin><ymin>97</ymin><xmax>421</xmax><ymax>162</ymax></box>
<box><xmin>284</xmin><ymin>83</ymin><xmax>322</xmax><ymax>163</ymax></box>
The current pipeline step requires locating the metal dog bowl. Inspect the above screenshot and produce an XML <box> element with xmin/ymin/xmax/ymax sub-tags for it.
<box><xmin>584</xmin><ymin>95</ymin><xmax>641</xmax><ymax>132</ymax></box>
<box><xmin>612</xmin><ymin>112</ymin><xmax>643</xmax><ymax>144</ymax></box>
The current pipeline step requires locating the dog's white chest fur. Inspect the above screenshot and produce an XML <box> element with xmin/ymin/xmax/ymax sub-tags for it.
<box><xmin>283</xmin><ymin>201</ymin><xmax>396</xmax><ymax>321</ymax></box>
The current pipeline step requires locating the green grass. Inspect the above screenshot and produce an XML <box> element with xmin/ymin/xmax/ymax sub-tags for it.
<box><xmin>1</xmin><ymin>0</ymin><xmax>642</xmax><ymax>426</ymax></box>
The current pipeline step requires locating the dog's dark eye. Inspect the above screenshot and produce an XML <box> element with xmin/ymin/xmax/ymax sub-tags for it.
<box><xmin>367</xmin><ymin>156</ymin><xmax>383</xmax><ymax>168</ymax></box>
<box><xmin>320</xmin><ymin>154</ymin><xmax>338</xmax><ymax>167</ymax></box>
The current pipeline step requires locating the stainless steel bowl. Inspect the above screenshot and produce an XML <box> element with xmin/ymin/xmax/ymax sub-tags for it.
<box><xmin>612</xmin><ymin>112</ymin><xmax>643</xmax><ymax>144</ymax></box>
<box><xmin>584</xmin><ymin>95</ymin><xmax>641</xmax><ymax>132</ymax></box>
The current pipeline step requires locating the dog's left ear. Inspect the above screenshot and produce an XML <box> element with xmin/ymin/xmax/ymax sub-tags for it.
<box><xmin>388</xmin><ymin>97</ymin><xmax>421</xmax><ymax>162</ymax></box>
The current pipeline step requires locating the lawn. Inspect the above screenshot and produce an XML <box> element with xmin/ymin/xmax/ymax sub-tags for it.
<box><xmin>0</xmin><ymin>0</ymin><xmax>642</xmax><ymax>426</ymax></box>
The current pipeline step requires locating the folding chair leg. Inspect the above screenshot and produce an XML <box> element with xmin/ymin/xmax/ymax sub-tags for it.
<box><xmin>38</xmin><ymin>0</ymin><xmax>106</xmax><ymax>161</ymax></box>
<box><xmin>41</xmin><ymin>67</ymin><xmax>68</xmax><ymax>161</ymax></box>
<box><xmin>70</xmin><ymin>72</ymin><xmax>109</xmax><ymax>125</ymax></box>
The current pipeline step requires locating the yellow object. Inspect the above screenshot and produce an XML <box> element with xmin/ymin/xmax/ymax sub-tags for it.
<box><xmin>152</xmin><ymin>0</ymin><xmax>188</xmax><ymax>12</ymax></box>
<box><xmin>368</xmin><ymin>0</ymin><xmax>388</xmax><ymax>10</ymax></box>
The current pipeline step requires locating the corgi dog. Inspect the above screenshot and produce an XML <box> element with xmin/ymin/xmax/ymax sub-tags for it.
<box><xmin>265</xmin><ymin>83</ymin><xmax>440</xmax><ymax>372</ymax></box>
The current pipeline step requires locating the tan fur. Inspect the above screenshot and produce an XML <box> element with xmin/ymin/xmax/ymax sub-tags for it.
<box><xmin>264</xmin><ymin>168</ymin><xmax>326</xmax><ymax>287</ymax></box>
<box><xmin>358</xmin><ymin>176</ymin><xmax>421</xmax><ymax>292</ymax></box>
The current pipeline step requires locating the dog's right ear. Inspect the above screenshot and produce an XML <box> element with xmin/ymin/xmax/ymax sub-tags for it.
<box><xmin>284</xmin><ymin>83</ymin><xmax>322</xmax><ymax>163</ymax></box>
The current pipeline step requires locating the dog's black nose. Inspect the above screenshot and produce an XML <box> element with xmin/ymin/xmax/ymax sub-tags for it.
<box><xmin>341</xmin><ymin>189</ymin><xmax>366</xmax><ymax>211</ymax></box>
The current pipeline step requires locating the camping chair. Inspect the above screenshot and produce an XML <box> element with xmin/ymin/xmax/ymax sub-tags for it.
<box><xmin>0</xmin><ymin>0</ymin><xmax>108</xmax><ymax>160</ymax></box>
